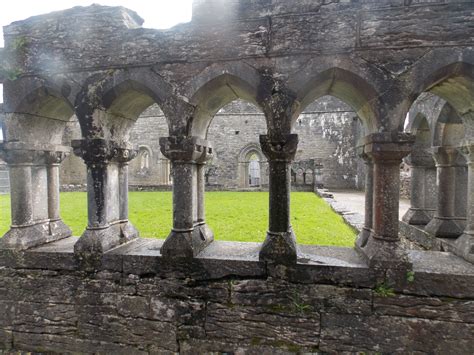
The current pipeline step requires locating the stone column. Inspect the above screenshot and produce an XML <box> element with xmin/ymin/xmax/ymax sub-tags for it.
<box><xmin>114</xmin><ymin>145</ymin><xmax>139</xmax><ymax>240</ymax></box>
<box><xmin>402</xmin><ymin>149</ymin><xmax>436</xmax><ymax>225</ymax></box>
<box><xmin>45</xmin><ymin>150</ymin><xmax>73</xmax><ymax>238</ymax></box>
<box><xmin>425</xmin><ymin>146</ymin><xmax>464</xmax><ymax>238</ymax></box>
<box><xmin>72</xmin><ymin>139</ymin><xmax>139</xmax><ymax>256</ymax></box>
<box><xmin>160</xmin><ymin>136</ymin><xmax>212</xmax><ymax>258</ymax></box>
<box><xmin>195</xmin><ymin>140</ymin><xmax>215</xmax><ymax>244</ymax></box>
<box><xmin>454</xmin><ymin>142</ymin><xmax>474</xmax><ymax>263</ymax></box>
<box><xmin>259</xmin><ymin>134</ymin><xmax>299</xmax><ymax>264</ymax></box>
<box><xmin>0</xmin><ymin>142</ymin><xmax>71</xmax><ymax>249</ymax></box>
<box><xmin>357</xmin><ymin>133</ymin><xmax>414</xmax><ymax>269</ymax></box>
<box><xmin>355</xmin><ymin>148</ymin><xmax>373</xmax><ymax>249</ymax></box>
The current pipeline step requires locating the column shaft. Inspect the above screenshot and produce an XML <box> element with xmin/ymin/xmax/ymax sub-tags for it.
<box><xmin>454</xmin><ymin>143</ymin><xmax>474</xmax><ymax>264</ymax></box>
<box><xmin>356</xmin><ymin>132</ymin><xmax>414</xmax><ymax>269</ymax></box>
<box><xmin>259</xmin><ymin>134</ymin><xmax>299</xmax><ymax>264</ymax></box>
<box><xmin>196</xmin><ymin>164</ymin><xmax>206</xmax><ymax>224</ymax></box>
<box><xmin>373</xmin><ymin>161</ymin><xmax>401</xmax><ymax>241</ymax></box>
<box><xmin>172</xmin><ymin>162</ymin><xmax>195</xmax><ymax>231</ymax></box>
<box><xmin>72</xmin><ymin>139</ymin><xmax>139</xmax><ymax>256</ymax></box>
<box><xmin>159</xmin><ymin>136</ymin><xmax>214</xmax><ymax>258</ymax></box>
<box><xmin>268</xmin><ymin>160</ymin><xmax>291</xmax><ymax>232</ymax></box>
<box><xmin>10</xmin><ymin>165</ymin><xmax>33</xmax><ymax>226</ymax></box>
<box><xmin>47</xmin><ymin>164</ymin><xmax>60</xmax><ymax>221</ymax></box>
<box><xmin>425</xmin><ymin>146</ymin><xmax>464</xmax><ymax>238</ymax></box>
<box><xmin>118</xmin><ymin>163</ymin><xmax>129</xmax><ymax>222</ymax></box>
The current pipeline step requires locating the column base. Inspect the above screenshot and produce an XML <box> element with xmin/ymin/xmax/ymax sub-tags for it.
<box><xmin>402</xmin><ymin>208</ymin><xmax>433</xmax><ymax>226</ymax></box>
<box><xmin>161</xmin><ymin>225</ymin><xmax>214</xmax><ymax>258</ymax></box>
<box><xmin>0</xmin><ymin>221</ymin><xmax>70</xmax><ymax>250</ymax></box>
<box><xmin>356</xmin><ymin>236</ymin><xmax>412</xmax><ymax>270</ymax></box>
<box><xmin>259</xmin><ymin>229</ymin><xmax>298</xmax><ymax>265</ymax></box>
<box><xmin>355</xmin><ymin>227</ymin><xmax>372</xmax><ymax>249</ymax></box>
<box><xmin>195</xmin><ymin>223</ymin><xmax>214</xmax><ymax>245</ymax></box>
<box><xmin>74</xmin><ymin>221</ymin><xmax>139</xmax><ymax>256</ymax></box>
<box><xmin>453</xmin><ymin>232</ymin><xmax>474</xmax><ymax>264</ymax></box>
<box><xmin>425</xmin><ymin>217</ymin><xmax>464</xmax><ymax>238</ymax></box>
<box><xmin>49</xmin><ymin>219</ymin><xmax>73</xmax><ymax>239</ymax></box>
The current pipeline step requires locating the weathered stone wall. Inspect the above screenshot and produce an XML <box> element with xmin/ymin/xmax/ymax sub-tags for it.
<box><xmin>60</xmin><ymin>97</ymin><xmax>363</xmax><ymax>190</ymax></box>
<box><xmin>0</xmin><ymin>239</ymin><xmax>473</xmax><ymax>354</ymax></box>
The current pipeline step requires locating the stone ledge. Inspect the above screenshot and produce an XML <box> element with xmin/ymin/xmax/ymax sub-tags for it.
<box><xmin>400</xmin><ymin>221</ymin><xmax>457</xmax><ymax>252</ymax></box>
<box><xmin>0</xmin><ymin>237</ymin><xmax>472</xmax><ymax>298</ymax></box>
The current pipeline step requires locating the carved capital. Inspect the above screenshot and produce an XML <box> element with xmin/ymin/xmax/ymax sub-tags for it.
<box><xmin>363</xmin><ymin>132</ymin><xmax>414</xmax><ymax>163</ymax></box>
<box><xmin>259</xmin><ymin>134</ymin><xmax>298</xmax><ymax>162</ymax></box>
<box><xmin>404</xmin><ymin>148</ymin><xmax>435</xmax><ymax>167</ymax></box>
<box><xmin>112</xmin><ymin>145</ymin><xmax>139</xmax><ymax>164</ymax></box>
<box><xmin>195</xmin><ymin>140</ymin><xmax>214</xmax><ymax>165</ymax></box>
<box><xmin>159</xmin><ymin>136</ymin><xmax>208</xmax><ymax>163</ymax></box>
<box><xmin>44</xmin><ymin>150</ymin><xmax>69</xmax><ymax>165</ymax></box>
<box><xmin>457</xmin><ymin>141</ymin><xmax>474</xmax><ymax>165</ymax></box>
<box><xmin>0</xmin><ymin>143</ymin><xmax>70</xmax><ymax>166</ymax></box>
<box><xmin>72</xmin><ymin>139</ymin><xmax>118</xmax><ymax>167</ymax></box>
<box><xmin>432</xmin><ymin>146</ymin><xmax>464</xmax><ymax>167</ymax></box>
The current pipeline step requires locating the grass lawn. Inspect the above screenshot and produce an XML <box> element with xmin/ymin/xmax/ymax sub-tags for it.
<box><xmin>0</xmin><ymin>191</ymin><xmax>356</xmax><ymax>246</ymax></box>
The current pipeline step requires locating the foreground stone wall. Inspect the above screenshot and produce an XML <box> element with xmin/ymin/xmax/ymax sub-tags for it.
<box><xmin>0</xmin><ymin>238</ymin><xmax>473</xmax><ymax>354</ymax></box>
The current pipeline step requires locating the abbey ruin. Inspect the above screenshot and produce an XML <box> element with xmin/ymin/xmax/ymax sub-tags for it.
<box><xmin>0</xmin><ymin>0</ymin><xmax>473</xmax><ymax>353</ymax></box>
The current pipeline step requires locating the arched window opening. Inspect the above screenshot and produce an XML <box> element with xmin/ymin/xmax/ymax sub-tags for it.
<box><xmin>140</xmin><ymin>149</ymin><xmax>150</xmax><ymax>171</ymax></box>
<box><xmin>295</xmin><ymin>95</ymin><xmax>363</xmax><ymax>192</ymax></box>
<box><xmin>289</xmin><ymin>95</ymin><xmax>362</xmax><ymax>246</ymax></box>
<box><xmin>248</xmin><ymin>153</ymin><xmax>261</xmax><ymax>187</ymax></box>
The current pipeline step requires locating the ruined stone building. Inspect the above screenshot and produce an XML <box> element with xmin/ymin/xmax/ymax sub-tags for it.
<box><xmin>0</xmin><ymin>1</ymin><xmax>473</xmax><ymax>353</ymax></box>
<box><xmin>60</xmin><ymin>96</ymin><xmax>363</xmax><ymax>191</ymax></box>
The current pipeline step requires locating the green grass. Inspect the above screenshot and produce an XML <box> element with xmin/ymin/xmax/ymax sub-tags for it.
<box><xmin>0</xmin><ymin>191</ymin><xmax>356</xmax><ymax>246</ymax></box>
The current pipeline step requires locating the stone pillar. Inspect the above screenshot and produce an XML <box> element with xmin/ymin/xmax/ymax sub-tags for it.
<box><xmin>160</xmin><ymin>136</ymin><xmax>213</xmax><ymax>258</ymax></box>
<box><xmin>259</xmin><ymin>134</ymin><xmax>299</xmax><ymax>264</ymax></box>
<box><xmin>0</xmin><ymin>142</ymin><xmax>71</xmax><ymax>249</ymax></box>
<box><xmin>114</xmin><ymin>146</ymin><xmax>139</xmax><ymax>240</ymax></box>
<box><xmin>402</xmin><ymin>149</ymin><xmax>436</xmax><ymax>225</ymax></box>
<box><xmin>195</xmin><ymin>141</ymin><xmax>214</xmax><ymax>243</ymax></box>
<box><xmin>45</xmin><ymin>150</ymin><xmax>73</xmax><ymax>238</ymax></box>
<box><xmin>355</xmin><ymin>148</ymin><xmax>373</xmax><ymax>249</ymax></box>
<box><xmin>454</xmin><ymin>142</ymin><xmax>474</xmax><ymax>263</ymax></box>
<box><xmin>357</xmin><ymin>133</ymin><xmax>414</xmax><ymax>269</ymax></box>
<box><xmin>72</xmin><ymin>139</ymin><xmax>139</xmax><ymax>256</ymax></box>
<box><xmin>425</xmin><ymin>146</ymin><xmax>465</xmax><ymax>238</ymax></box>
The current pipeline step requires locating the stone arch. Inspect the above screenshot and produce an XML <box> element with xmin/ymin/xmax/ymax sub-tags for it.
<box><xmin>409</xmin><ymin>61</ymin><xmax>474</xmax><ymax>137</ymax></box>
<box><xmin>237</xmin><ymin>143</ymin><xmax>266</xmax><ymax>188</ymax></box>
<box><xmin>74</xmin><ymin>69</ymin><xmax>174</xmax><ymax>140</ymax></box>
<box><xmin>407</xmin><ymin>113</ymin><xmax>432</xmax><ymax>147</ymax></box>
<box><xmin>189</xmin><ymin>69</ymin><xmax>263</xmax><ymax>138</ymax></box>
<box><xmin>433</xmin><ymin>102</ymin><xmax>466</xmax><ymax>147</ymax></box>
<box><xmin>4</xmin><ymin>83</ymin><xmax>74</xmax><ymax>145</ymax></box>
<box><xmin>293</xmin><ymin>67</ymin><xmax>382</xmax><ymax>134</ymax></box>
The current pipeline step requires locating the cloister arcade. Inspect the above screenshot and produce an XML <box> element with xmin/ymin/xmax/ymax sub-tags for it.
<box><xmin>0</xmin><ymin>1</ymin><xmax>473</xmax><ymax>352</ymax></box>
<box><xmin>0</xmin><ymin>4</ymin><xmax>471</xmax><ymax>266</ymax></box>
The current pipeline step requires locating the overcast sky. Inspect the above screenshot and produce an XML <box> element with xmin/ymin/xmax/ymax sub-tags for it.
<box><xmin>0</xmin><ymin>0</ymin><xmax>194</xmax><ymax>105</ymax></box>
